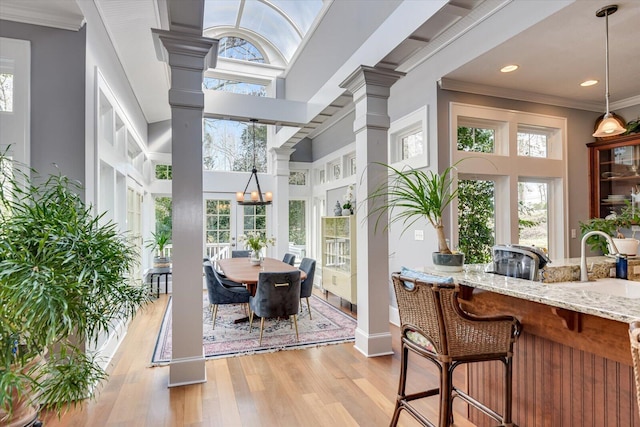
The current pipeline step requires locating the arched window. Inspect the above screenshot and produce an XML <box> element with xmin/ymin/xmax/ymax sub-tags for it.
<box><xmin>218</xmin><ymin>37</ymin><xmax>265</xmax><ymax>63</ymax></box>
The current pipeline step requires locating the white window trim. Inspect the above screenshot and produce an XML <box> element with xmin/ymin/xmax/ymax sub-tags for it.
<box><xmin>0</xmin><ymin>37</ymin><xmax>30</xmax><ymax>167</ymax></box>
<box><xmin>451</xmin><ymin>102</ymin><xmax>568</xmax><ymax>259</ymax></box>
<box><xmin>388</xmin><ymin>106</ymin><xmax>428</xmax><ymax>169</ymax></box>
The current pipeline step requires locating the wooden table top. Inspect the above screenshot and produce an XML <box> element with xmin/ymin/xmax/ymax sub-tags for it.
<box><xmin>217</xmin><ymin>257</ymin><xmax>306</xmax><ymax>285</ymax></box>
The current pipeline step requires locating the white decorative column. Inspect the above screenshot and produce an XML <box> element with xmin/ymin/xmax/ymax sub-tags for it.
<box><xmin>270</xmin><ymin>147</ymin><xmax>295</xmax><ymax>258</ymax></box>
<box><xmin>340</xmin><ymin>66</ymin><xmax>404</xmax><ymax>357</ymax></box>
<box><xmin>153</xmin><ymin>27</ymin><xmax>218</xmax><ymax>386</ymax></box>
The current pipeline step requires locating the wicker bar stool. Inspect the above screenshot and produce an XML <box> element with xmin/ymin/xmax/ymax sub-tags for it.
<box><xmin>390</xmin><ymin>273</ymin><xmax>521</xmax><ymax>427</ymax></box>
<box><xmin>631</xmin><ymin>321</ymin><xmax>640</xmax><ymax>418</ymax></box>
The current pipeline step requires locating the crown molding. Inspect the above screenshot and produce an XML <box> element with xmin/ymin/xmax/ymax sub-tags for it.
<box><xmin>0</xmin><ymin>2</ymin><xmax>85</xmax><ymax>31</ymax></box>
<box><xmin>438</xmin><ymin>78</ymin><xmax>606</xmax><ymax>112</ymax></box>
<box><xmin>611</xmin><ymin>95</ymin><xmax>640</xmax><ymax>112</ymax></box>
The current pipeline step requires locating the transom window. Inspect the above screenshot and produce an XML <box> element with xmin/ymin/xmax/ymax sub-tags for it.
<box><xmin>289</xmin><ymin>170</ymin><xmax>307</xmax><ymax>185</ymax></box>
<box><xmin>203</xmin><ymin>77</ymin><xmax>266</xmax><ymax>96</ymax></box>
<box><xmin>203</xmin><ymin>119</ymin><xmax>266</xmax><ymax>172</ymax></box>
<box><xmin>457</xmin><ymin>125</ymin><xmax>495</xmax><ymax>153</ymax></box>
<box><xmin>155</xmin><ymin>164</ymin><xmax>172</xmax><ymax>180</ymax></box>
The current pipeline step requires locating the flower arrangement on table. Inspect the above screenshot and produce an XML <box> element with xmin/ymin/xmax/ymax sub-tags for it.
<box><xmin>238</xmin><ymin>231</ymin><xmax>276</xmax><ymax>254</ymax></box>
<box><xmin>342</xmin><ymin>184</ymin><xmax>354</xmax><ymax>213</ymax></box>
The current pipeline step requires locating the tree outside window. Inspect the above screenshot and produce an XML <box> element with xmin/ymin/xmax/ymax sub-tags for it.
<box><xmin>203</xmin><ymin>120</ymin><xmax>266</xmax><ymax>172</ymax></box>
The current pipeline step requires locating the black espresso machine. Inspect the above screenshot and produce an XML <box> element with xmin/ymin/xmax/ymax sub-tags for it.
<box><xmin>490</xmin><ymin>244</ymin><xmax>551</xmax><ymax>280</ymax></box>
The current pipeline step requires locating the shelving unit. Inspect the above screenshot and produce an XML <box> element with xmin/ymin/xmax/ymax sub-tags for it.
<box><xmin>321</xmin><ymin>216</ymin><xmax>357</xmax><ymax>304</ymax></box>
<box><xmin>588</xmin><ymin>134</ymin><xmax>640</xmax><ymax>218</ymax></box>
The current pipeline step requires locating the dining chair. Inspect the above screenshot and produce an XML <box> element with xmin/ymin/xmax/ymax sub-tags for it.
<box><xmin>232</xmin><ymin>250</ymin><xmax>251</xmax><ymax>258</ymax></box>
<box><xmin>282</xmin><ymin>253</ymin><xmax>296</xmax><ymax>265</ymax></box>
<box><xmin>631</xmin><ymin>320</ymin><xmax>640</xmax><ymax>418</ymax></box>
<box><xmin>203</xmin><ymin>261</ymin><xmax>250</xmax><ymax>329</ymax></box>
<box><xmin>390</xmin><ymin>272</ymin><xmax>521</xmax><ymax>427</ymax></box>
<box><xmin>249</xmin><ymin>271</ymin><xmax>301</xmax><ymax>345</ymax></box>
<box><xmin>298</xmin><ymin>258</ymin><xmax>316</xmax><ymax>320</ymax></box>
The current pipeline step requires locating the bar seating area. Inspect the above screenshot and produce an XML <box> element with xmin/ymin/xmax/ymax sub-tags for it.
<box><xmin>390</xmin><ymin>272</ymin><xmax>521</xmax><ymax>427</ymax></box>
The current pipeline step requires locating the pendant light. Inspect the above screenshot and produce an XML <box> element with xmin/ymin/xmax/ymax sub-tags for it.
<box><xmin>236</xmin><ymin>119</ymin><xmax>272</xmax><ymax>206</ymax></box>
<box><xmin>592</xmin><ymin>4</ymin><xmax>626</xmax><ymax>138</ymax></box>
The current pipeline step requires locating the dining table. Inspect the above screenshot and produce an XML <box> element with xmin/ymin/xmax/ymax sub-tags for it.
<box><xmin>216</xmin><ymin>256</ymin><xmax>306</xmax><ymax>296</ymax></box>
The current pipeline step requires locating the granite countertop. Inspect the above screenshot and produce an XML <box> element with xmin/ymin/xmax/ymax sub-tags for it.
<box><xmin>423</xmin><ymin>262</ymin><xmax>640</xmax><ymax>324</ymax></box>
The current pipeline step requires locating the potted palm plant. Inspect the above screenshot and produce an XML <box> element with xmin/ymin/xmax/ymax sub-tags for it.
<box><xmin>0</xmin><ymin>154</ymin><xmax>148</xmax><ymax>424</ymax></box>
<box><xmin>146</xmin><ymin>230</ymin><xmax>171</xmax><ymax>267</ymax></box>
<box><xmin>367</xmin><ymin>162</ymin><xmax>464</xmax><ymax>271</ymax></box>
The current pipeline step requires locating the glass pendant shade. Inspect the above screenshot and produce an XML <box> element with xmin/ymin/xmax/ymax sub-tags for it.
<box><xmin>593</xmin><ymin>113</ymin><xmax>626</xmax><ymax>137</ymax></box>
<box><xmin>592</xmin><ymin>5</ymin><xmax>625</xmax><ymax>138</ymax></box>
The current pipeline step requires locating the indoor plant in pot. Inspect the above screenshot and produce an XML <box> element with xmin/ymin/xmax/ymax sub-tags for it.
<box><xmin>579</xmin><ymin>203</ymin><xmax>640</xmax><ymax>255</ymax></box>
<box><xmin>0</xmin><ymin>154</ymin><xmax>148</xmax><ymax>424</ymax></box>
<box><xmin>146</xmin><ymin>230</ymin><xmax>171</xmax><ymax>267</ymax></box>
<box><xmin>367</xmin><ymin>162</ymin><xmax>464</xmax><ymax>271</ymax></box>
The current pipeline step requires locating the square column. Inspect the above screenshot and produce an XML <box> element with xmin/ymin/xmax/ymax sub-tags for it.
<box><xmin>340</xmin><ymin>66</ymin><xmax>404</xmax><ymax>357</ymax></box>
<box><xmin>153</xmin><ymin>28</ymin><xmax>218</xmax><ymax>386</ymax></box>
<box><xmin>270</xmin><ymin>147</ymin><xmax>295</xmax><ymax>258</ymax></box>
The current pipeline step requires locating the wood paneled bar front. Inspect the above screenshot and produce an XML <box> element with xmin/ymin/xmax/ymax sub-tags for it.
<box><xmin>422</xmin><ymin>264</ymin><xmax>640</xmax><ymax>427</ymax></box>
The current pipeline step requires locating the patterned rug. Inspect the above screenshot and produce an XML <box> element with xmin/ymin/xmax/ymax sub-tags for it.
<box><xmin>151</xmin><ymin>294</ymin><xmax>356</xmax><ymax>363</ymax></box>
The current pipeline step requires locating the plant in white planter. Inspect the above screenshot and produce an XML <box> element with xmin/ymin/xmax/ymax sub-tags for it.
<box><xmin>367</xmin><ymin>162</ymin><xmax>464</xmax><ymax>271</ymax></box>
<box><xmin>0</xmin><ymin>154</ymin><xmax>148</xmax><ymax>423</ymax></box>
<box><xmin>580</xmin><ymin>203</ymin><xmax>640</xmax><ymax>255</ymax></box>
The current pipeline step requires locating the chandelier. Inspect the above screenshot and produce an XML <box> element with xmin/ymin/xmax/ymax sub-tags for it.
<box><xmin>592</xmin><ymin>4</ymin><xmax>626</xmax><ymax>138</ymax></box>
<box><xmin>236</xmin><ymin>119</ymin><xmax>272</xmax><ymax>206</ymax></box>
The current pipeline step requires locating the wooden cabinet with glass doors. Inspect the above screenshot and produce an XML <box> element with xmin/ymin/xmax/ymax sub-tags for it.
<box><xmin>321</xmin><ymin>216</ymin><xmax>357</xmax><ymax>304</ymax></box>
<box><xmin>588</xmin><ymin>134</ymin><xmax>640</xmax><ymax>218</ymax></box>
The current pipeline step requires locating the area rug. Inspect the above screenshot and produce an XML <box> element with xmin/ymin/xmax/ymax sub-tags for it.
<box><xmin>151</xmin><ymin>294</ymin><xmax>356</xmax><ymax>363</ymax></box>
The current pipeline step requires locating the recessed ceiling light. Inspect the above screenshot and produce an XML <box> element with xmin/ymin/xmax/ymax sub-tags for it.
<box><xmin>580</xmin><ymin>79</ymin><xmax>599</xmax><ymax>87</ymax></box>
<box><xmin>500</xmin><ymin>64</ymin><xmax>519</xmax><ymax>73</ymax></box>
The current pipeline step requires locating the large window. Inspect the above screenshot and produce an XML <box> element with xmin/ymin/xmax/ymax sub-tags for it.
<box><xmin>203</xmin><ymin>119</ymin><xmax>266</xmax><ymax>172</ymax></box>
<box><xmin>289</xmin><ymin>200</ymin><xmax>306</xmax><ymax>260</ymax></box>
<box><xmin>452</xmin><ymin>103</ymin><xmax>567</xmax><ymax>259</ymax></box>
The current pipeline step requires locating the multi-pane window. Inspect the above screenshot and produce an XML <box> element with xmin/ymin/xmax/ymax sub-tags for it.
<box><xmin>0</xmin><ymin>73</ymin><xmax>13</xmax><ymax>112</ymax></box>
<box><xmin>319</xmin><ymin>169</ymin><xmax>325</xmax><ymax>184</ymax></box>
<box><xmin>452</xmin><ymin>103</ymin><xmax>566</xmax><ymax>259</ymax></box>
<box><xmin>289</xmin><ymin>170</ymin><xmax>307</xmax><ymax>185</ymax></box>
<box><xmin>401</xmin><ymin>130</ymin><xmax>424</xmax><ymax>160</ymax></box>
<box><xmin>329</xmin><ymin>161</ymin><xmax>341</xmax><ymax>181</ymax></box>
<box><xmin>243</xmin><ymin>205</ymin><xmax>267</xmax><ymax>235</ymax></box>
<box><xmin>155</xmin><ymin>164</ymin><xmax>172</xmax><ymax>180</ymax></box>
<box><xmin>203</xmin><ymin>119</ymin><xmax>266</xmax><ymax>172</ymax></box>
<box><xmin>205</xmin><ymin>200</ymin><xmax>231</xmax><ymax>244</ymax></box>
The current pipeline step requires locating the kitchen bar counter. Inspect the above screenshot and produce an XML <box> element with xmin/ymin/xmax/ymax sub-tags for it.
<box><xmin>421</xmin><ymin>261</ymin><xmax>640</xmax><ymax>426</ymax></box>
<box><xmin>425</xmin><ymin>262</ymin><xmax>640</xmax><ymax>323</ymax></box>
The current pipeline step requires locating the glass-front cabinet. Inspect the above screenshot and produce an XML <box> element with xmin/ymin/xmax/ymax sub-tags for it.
<box><xmin>588</xmin><ymin>134</ymin><xmax>640</xmax><ymax>218</ymax></box>
<box><xmin>321</xmin><ymin>216</ymin><xmax>357</xmax><ymax>304</ymax></box>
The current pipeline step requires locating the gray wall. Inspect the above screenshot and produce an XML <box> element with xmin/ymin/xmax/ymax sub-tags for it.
<box><xmin>0</xmin><ymin>20</ymin><xmax>86</xmax><ymax>190</ymax></box>
<box><xmin>311</xmin><ymin>111</ymin><xmax>355</xmax><ymax>161</ymax></box>
<box><xmin>290</xmin><ymin>137</ymin><xmax>312</xmax><ymax>162</ymax></box>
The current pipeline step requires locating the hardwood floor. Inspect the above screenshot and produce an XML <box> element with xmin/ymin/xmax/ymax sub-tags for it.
<box><xmin>41</xmin><ymin>293</ymin><xmax>476</xmax><ymax>427</ymax></box>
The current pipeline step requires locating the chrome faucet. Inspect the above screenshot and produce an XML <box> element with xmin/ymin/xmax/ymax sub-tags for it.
<box><xmin>580</xmin><ymin>230</ymin><xmax>619</xmax><ymax>282</ymax></box>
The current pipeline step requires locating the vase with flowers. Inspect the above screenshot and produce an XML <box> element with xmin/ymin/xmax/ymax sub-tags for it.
<box><xmin>238</xmin><ymin>232</ymin><xmax>276</xmax><ymax>265</ymax></box>
<box><xmin>342</xmin><ymin>184</ymin><xmax>354</xmax><ymax>216</ymax></box>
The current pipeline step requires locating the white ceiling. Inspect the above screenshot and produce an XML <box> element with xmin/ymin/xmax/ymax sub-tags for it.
<box><xmin>2</xmin><ymin>0</ymin><xmax>639</xmax><ymax>128</ymax></box>
<box><xmin>442</xmin><ymin>0</ymin><xmax>640</xmax><ymax>113</ymax></box>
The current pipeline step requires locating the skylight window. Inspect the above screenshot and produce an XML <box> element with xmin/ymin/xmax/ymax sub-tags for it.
<box><xmin>203</xmin><ymin>0</ymin><xmax>323</xmax><ymax>64</ymax></box>
<box><xmin>218</xmin><ymin>37</ymin><xmax>265</xmax><ymax>63</ymax></box>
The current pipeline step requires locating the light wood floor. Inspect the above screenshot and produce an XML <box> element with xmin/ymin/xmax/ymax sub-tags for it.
<box><xmin>41</xmin><ymin>293</ymin><xmax>476</xmax><ymax>427</ymax></box>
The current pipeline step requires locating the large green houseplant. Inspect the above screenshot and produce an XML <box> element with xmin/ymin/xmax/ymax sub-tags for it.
<box><xmin>367</xmin><ymin>162</ymin><xmax>464</xmax><ymax>271</ymax></box>
<box><xmin>579</xmin><ymin>202</ymin><xmax>640</xmax><ymax>255</ymax></box>
<box><xmin>0</xmin><ymin>154</ymin><xmax>148</xmax><ymax>424</ymax></box>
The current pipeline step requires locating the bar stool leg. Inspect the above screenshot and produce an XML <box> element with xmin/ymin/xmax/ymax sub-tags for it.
<box><xmin>438</xmin><ymin>361</ymin><xmax>452</xmax><ymax>427</ymax></box>
<box><xmin>389</xmin><ymin>343</ymin><xmax>408</xmax><ymax>427</ymax></box>
<box><xmin>503</xmin><ymin>356</ymin><xmax>514</xmax><ymax>426</ymax></box>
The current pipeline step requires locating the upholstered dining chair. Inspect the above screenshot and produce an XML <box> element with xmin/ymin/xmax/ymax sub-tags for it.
<box><xmin>298</xmin><ymin>258</ymin><xmax>316</xmax><ymax>320</ymax></box>
<box><xmin>282</xmin><ymin>253</ymin><xmax>296</xmax><ymax>265</ymax></box>
<box><xmin>390</xmin><ymin>272</ymin><xmax>521</xmax><ymax>427</ymax></box>
<box><xmin>203</xmin><ymin>261</ymin><xmax>250</xmax><ymax>329</ymax></box>
<box><xmin>232</xmin><ymin>250</ymin><xmax>251</xmax><ymax>258</ymax></box>
<box><xmin>249</xmin><ymin>270</ymin><xmax>301</xmax><ymax>345</ymax></box>
<box><xmin>631</xmin><ymin>321</ymin><xmax>640</xmax><ymax>418</ymax></box>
